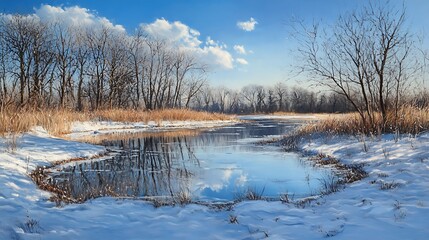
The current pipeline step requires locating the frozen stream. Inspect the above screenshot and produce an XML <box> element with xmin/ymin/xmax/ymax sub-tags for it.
<box><xmin>49</xmin><ymin>118</ymin><xmax>327</xmax><ymax>202</ymax></box>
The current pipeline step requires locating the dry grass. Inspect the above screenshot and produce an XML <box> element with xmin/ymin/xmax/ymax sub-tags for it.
<box><xmin>1</xmin><ymin>110</ymin><xmax>35</xmax><ymax>136</ymax></box>
<box><xmin>280</xmin><ymin>106</ymin><xmax>429</xmax><ymax>153</ymax></box>
<box><xmin>77</xmin><ymin>129</ymin><xmax>201</xmax><ymax>144</ymax></box>
<box><xmin>96</xmin><ymin>108</ymin><xmax>232</xmax><ymax>122</ymax></box>
<box><xmin>0</xmin><ymin>108</ymin><xmax>234</xmax><ymax>136</ymax></box>
<box><xmin>1</xmin><ymin>109</ymin><xmax>88</xmax><ymax>136</ymax></box>
<box><xmin>245</xmin><ymin>186</ymin><xmax>266</xmax><ymax>200</ymax></box>
<box><xmin>296</xmin><ymin>106</ymin><xmax>429</xmax><ymax>136</ymax></box>
<box><xmin>318</xmin><ymin>173</ymin><xmax>341</xmax><ymax>195</ymax></box>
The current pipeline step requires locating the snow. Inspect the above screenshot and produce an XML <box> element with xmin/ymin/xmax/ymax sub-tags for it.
<box><xmin>1</xmin><ymin>118</ymin><xmax>429</xmax><ymax>239</ymax></box>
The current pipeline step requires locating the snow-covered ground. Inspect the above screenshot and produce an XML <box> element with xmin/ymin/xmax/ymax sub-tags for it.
<box><xmin>1</xmin><ymin>118</ymin><xmax>429</xmax><ymax>239</ymax></box>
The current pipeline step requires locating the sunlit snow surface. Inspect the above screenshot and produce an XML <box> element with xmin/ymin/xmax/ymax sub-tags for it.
<box><xmin>1</xmin><ymin>116</ymin><xmax>429</xmax><ymax>239</ymax></box>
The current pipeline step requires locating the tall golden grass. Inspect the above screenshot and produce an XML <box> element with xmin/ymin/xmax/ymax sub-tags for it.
<box><xmin>77</xmin><ymin>129</ymin><xmax>202</xmax><ymax>144</ymax></box>
<box><xmin>0</xmin><ymin>108</ymin><xmax>234</xmax><ymax>136</ymax></box>
<box><xmin>298</xmin><ymin>106</ymin><xmax>429</xmax><ymax>135</ymax></box>
<box><xmin>0</xmin><ymin>109</ymin><xmax>89</xmax><ymax>136</ymax></box>
<box><xmin>95</xmin><ymin>108</ymin><xmax>232</xmax><ymax>122</ymax></box>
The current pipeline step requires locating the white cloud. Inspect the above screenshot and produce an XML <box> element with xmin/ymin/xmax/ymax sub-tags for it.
<box><xmin>201</xmin><ymin>46</ymin><xmax>234</xmax><ymax>69</ymax></box>
<box><xmin>34</xmin><ymin>5</ymin><xmax>125</xmax><ymax>33</ymax></box>
<box><xmin>206</xmin><ymin>36</ymin><xmax>216</xmax><ymax>46</ymax></box>
<box><xmin>236</xmin><ymin>58</ymin><xmax>248</xmax><ymax>65</ymax></box>
<box><xmin>237</xmin><ymin>17</ymin><xmax>258</xmax><ymax>32</ymax></box>
<box><xmin>233</xmin><ymin>45</ymin><xmax>246</xmax><ymax>54</ymax></box>
<box><xmin>142</xmin><ymin>18</ymin><xmax>233</xmax><ymax>69</ymax></box>
<box><xmin>141</xmin><ymin>18</ymin><xmax>201</xmax><ymax>48</ymax></box>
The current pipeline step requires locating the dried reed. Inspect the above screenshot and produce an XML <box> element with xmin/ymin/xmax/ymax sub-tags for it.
<box><xmin>0</xmin><ymin>108</ymin><xmax>233</xmax><ymax>136</ymax></box>
<box><xmin>297</xmin><ymin>106</ymin><xmax>429</xmax><ymax>135</ymax></box>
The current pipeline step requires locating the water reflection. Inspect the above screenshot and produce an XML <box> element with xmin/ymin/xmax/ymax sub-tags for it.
<box><xmin>53</xmin><ymin>136</ymin><xmax>199</xmax><ymax>201</ymax></box>
<box><xmin>50</xmin><ymin>119</ymin><xmax>325</xmax><ymax>202</ymax></box>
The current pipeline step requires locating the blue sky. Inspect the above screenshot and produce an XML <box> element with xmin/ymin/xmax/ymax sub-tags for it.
<box><xmin>1</xmin><ymin>0</ymin><xmax>428</xmax><ymax>89</ymax></box>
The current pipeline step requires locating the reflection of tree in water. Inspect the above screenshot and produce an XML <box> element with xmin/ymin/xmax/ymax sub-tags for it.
<box><xmin>52</xmin><ymin>135</ymin><xmax>200</xmax><ymax>201</ymax></box>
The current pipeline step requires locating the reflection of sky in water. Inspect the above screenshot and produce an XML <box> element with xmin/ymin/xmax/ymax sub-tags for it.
<box><xmin>51</xmin><ymin>119</ymin><xmax>326</xmax><ymax>202</ymax></box>
<box><xmin>191</xmin><ymin>147</ymin><xmax>323</xmax><ymax>201</ymax></box>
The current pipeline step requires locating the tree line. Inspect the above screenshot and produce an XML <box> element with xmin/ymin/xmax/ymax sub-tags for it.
<box><xmin>190</xmin><ymin>83</ymin><xmax>354</xmax><ymax>114</ymax></box>
<box><xmin>0</xmin><ymin>14</ymin><xmax>207</xmax><ymax>111</ymax></box>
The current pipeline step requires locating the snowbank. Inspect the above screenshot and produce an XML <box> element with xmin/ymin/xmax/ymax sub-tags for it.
<box><xmin>1</xmin><ymin>121</ymin><xmax>429</xmax><ymax>239</ymax></box>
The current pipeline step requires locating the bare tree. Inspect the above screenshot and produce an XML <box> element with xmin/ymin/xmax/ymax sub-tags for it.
<box><xmin>183</xmin><ymin>70</ymin><xmax>207</xmax><ymax>108</ymax></box>
<box><xmin>0</xmin><ymin>26</ymin><xmax>10</xmax><ymax>108</ymax></box>
<box><xmin>293</xmin><ymin>1</ymin><xmax>421</xmax><ymax>132</ymax></box>
<box><xmin>141</xmin><ymin>38</ymin><xmax>170</xmax><ymax>110</ymax></box>
<box><xmin>200</xmin><ymin>85</ymin><xmax>212</xmax><ymax>111</ymax></box>
<box><xmin>1</xmin><ymin>15</ymin><xmax>35</xmax><ymax>106</ymax></box>
<box><xmin>266</xmin><ymin>89</ymin><xmax>277</xmax><ymax>113</ymax></box>
<box><xmin>28</xmin><ymin>19</ymin><xmax>55</xmax><ymax>107</ymax></box>
<box><xmin>86</xmin><ymin>27</ymin><xmax>109</xmax><ymax>109</ymax></box>
<box><xmin>171</xmin><ymin>51</ymin><xmax>195</xmax><ymax>107</ymax></box>
<box><xmin>241</xmin><ymin>84</ymin><xmax>260</xmax><ymax>113</ymax></box>
<box><xmin>274</xmin><ymin>82</ymin><xmax>288</xmax><ymax>111</ymax></box>
<box><xmin>129</xmin><ymin>29</ymin><xmax>146</xmax><ymax>109</ymax></box>
<box><xmin>74</xmin><ymin>28</ymin><xmax>89</xmax><ymax>111</ymax></box>
<box><xmin>53</xmin><ymin>24</ymin><xmax>77</xmax><ymax>108</ymax></box>
<box><xmin>227</xmin><ymin>90</ymin><xmax>241</xmax><ymax>113</ymax></box>
<box><xmin>105</xmin><ymin>32</ymin><xmax>132</xmax><ymax>108</ymax></box>
<box><xmin>255</xmin><ymin>85</ymin><xmax>266</xmax><ymax>112</ymax></box>
<box><xmin>213</xmin><ymin>87</ymin><xmax>229</xmax><ymax>113</ymax></box>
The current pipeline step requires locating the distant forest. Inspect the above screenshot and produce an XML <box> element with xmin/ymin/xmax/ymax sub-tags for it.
<box><xmin>0</xmin><ymin>13</ymin><xmax>428</xmax><ymax>114</ymax></box>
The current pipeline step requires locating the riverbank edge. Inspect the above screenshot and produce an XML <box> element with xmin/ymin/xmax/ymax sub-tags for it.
<box><xmin>30</xmin><ymin>117</ymin><xmax>366</xmax><ymax>208</ymax></box>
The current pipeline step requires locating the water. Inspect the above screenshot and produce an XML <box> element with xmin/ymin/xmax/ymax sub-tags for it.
<box><xmin>49</xmin><ymin>118</ymin><xmax>327</xmax><ymax>202</ymax></box>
